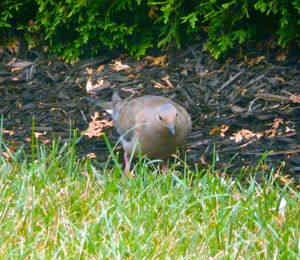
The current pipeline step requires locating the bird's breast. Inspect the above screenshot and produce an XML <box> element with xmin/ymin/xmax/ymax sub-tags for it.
<box><xmin>136</xmin><ymin>127</ymin><xmax>185</xmax><ymax>159</ymax></box>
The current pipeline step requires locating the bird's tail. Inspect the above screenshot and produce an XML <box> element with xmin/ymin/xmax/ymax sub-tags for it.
<box><xmin>112</xmin><ymin>92</ymin><xmax>122</xmax><ymax>104</ymax></box>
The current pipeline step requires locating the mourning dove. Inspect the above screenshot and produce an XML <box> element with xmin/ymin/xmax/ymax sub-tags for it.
<box><xmin>109</xmin><ymin>92</ymin><xmax>191</xmax><ymax>172</ymax></box>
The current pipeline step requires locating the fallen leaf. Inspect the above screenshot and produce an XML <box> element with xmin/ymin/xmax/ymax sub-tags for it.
<box><xmin>96</xmin><ymin>65</ymin><xmax>105</xmax><ymax>73</ymax></box>
<box><xmin>209</xmin><ymin>125</ymin><xmax>229</xmax><ymax>137</ymax></box>
<box><xmin>276</xmin><ymin>50</ymin><xmax>287</xmax><ymax>62</ymax></box>
<box><xmin>181</xmin><ymin>69</ymin><xmax>188</xmax><ymax>76</ymax></box>
<box><xmin>230</xmin><ymin>129</ymin><xmax>263</xmax><ymax>143</ymax></box>
<box><xmin>265</xmin><ymin>118</ymin><xmax>283</xmax><ymax>137</ymax></box>
<box><xmin>41</xmin><ymin>139</ymin><xmax>50</xmax><ymax>144</ymax></box>
<box><xmin>220</xmin><ymin>125</ymin><xmax>229</xmax><ymax>137</ymax></box>
<box><xmin>86</xmin><ymin>153</ymin><xmax>97</xmax><ymax>159</ymax></box>
<box><xmin>271</xmin><ymin>118</ymin><xmax>283</xmax><ymax>130</ymax></box>
<box><xmin>289</xmin><ymin>94</ymin><xmax>300</xmax><ymax>103</ymax></box>
<box><xmin>86</xmin><ymin>77</ymin><xmax>108</xmax><ymax>94</ymax></box>
<box><xmin>152</xmin><ymin>80</ymin><xmax>165</xmax><ymax>89</ymax></box>
<box><xmin>7</xmin><ymin>40</ymin><xmax>19</xmax><ymax>53</ymax></box>
<box><xmin>86</xmin><ymin>67</ymin><xmax>93</xmax><ymax>75</ymax></box>
<box><xmin>209</xmin><ymin>127</ymin><xmax>221</xmax><ymax>136</ymax></box>
<box><xmin>147</xmin><ymin>55</ymin><xmax>167</xmax><ymax>66</ymax></box>
<box><xmin>34</xmin><ymin>132</ymin><xmax>45</xmax><ymax>138</ymax></box>
<box><xmin>2</xmin><ymin>129</ymin><xmax>15</xmax><ymax>136</ymax></box>
<box><xmin>111</xmin><ymin>60</ymin><xmax>131</xmax><ymax>72</ymax></box>
<box><xmin>86</xmin><ymin>77</ymin><xmax>93</xmax><ymax>93</ymax></box>
<box><xmin>2</xmin><ymin>151</ymin><xmax>11</xmax><ymax>159</ymax></box>
<box><xmin>242</xmin><ymin>56</ymin><xmax>267</xmax><ymax>67</ymax></box>
<box><xmin>199</xmin><ymin>155</ymin><xmax>208</xmax><ymax>165</ymax></box>
<box><xmin>285</xmin><ymin>126</ymin><xmax>295</xmax><ymax>133</ymax></box>
<box><xmin>127</xmin><ymin>73</ymin><xmax>139</xmax><ymax>79</ymax></box>
<box><xmin>161</xmin><ymin>76</ymin><xmax>174</xmax><ymax>88</ymax></box>
<box><xmin>274</xmin><ymin>76</ymin><xmax>285</xmax><ymax>83</ymax></box>
<box><xmin>197</xmin><ymin>69</ymin><xmax>217</xmax><ymax>77</ymax></box>
<box><xmin>82</xmin><ymin>112</ymin><xmax>113</xmax><ymax>138</ymax></box>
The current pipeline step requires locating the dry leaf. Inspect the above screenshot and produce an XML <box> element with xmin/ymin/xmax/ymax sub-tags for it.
<box><xmin>181</xmin><ymin>69</ymin><xmax>188</xmax><ymax>76</ymax></box>
<box><xmin>86</xmin><ymin>77</ymin><xmax>108</xmax><ymax>94</ymax></box>
<box><xmin>7</xmin><ymin>40</ymin><xmax>19</xmax><ymax>53</ymax></box>
<box><xmin>2</xmin><ymin>151</ymin><xmax>11</xmax><ymax>159</ymax></box>
<box><xmin>2</xmin><ymin>129</ymin><xmax>15</xmax><ymax>136</ymax></box>
<box><xmin>201</xmin><ymin>26</ymin><xmax>209</xmax><ymax>33</ymax></box>
<box><xmin>86</xmin><ymin>153</ymin><xmax>97</xmax><ymax>159</ymax></box>
<box><xmin>152</xmin><ymin>80</ymin><xmax>165</xmax><ymax>89</ymax></box>
<box><xmin>199</xmin><ymin>155</ymin><xmax>208</xmax><ymax>165</ymax></box>
<box><xmin>271</xmin><ymin>118</ymin><xmax>283</xmax><ymax>130</ymax></box>
<box><xmin>243</xmin><ymin>56</ymin><xmax>266</xmax><ymax>67</ymax></box>
<box><xmin>161</xmin><ymin>76</ymin><xmax>174</xmax><ymax>88</ymax></box>
<box><xmin>86</xmin><ymin>77</ymin><xmax>93</xmax><ymax>93</ymax></box>
<box><xmin>82</xmin><ymin>112</ymin><xmax>113</xmax><ymax>138</ymax></box>
<box><xmin>209</xmin><ymin>127</ymin><xmax>221</xmax><ymax>135</ymax></box>
<box><xmin>197</xmin><ymin>69</ymin><xmax>217</xmax><ymax>77</ymax></box>
<box><xmin>289</xmin><ymin>94</ymin><xmax>300</xmax><ymax>103</ymax></box>
<box><xmin>96</xmin><ymin>65</ymin><xmax>105</xmax><ymax>73</ymax></box>
<box><xmin>265</xmin><ymin>118</ymin><xmax>283</xmax><ymax>137</ymax></box>
<box><xmin>274</xmin><ymin>76</ymin><xmax>285</xmax><ymax>83</ymax></box>
<box><xmin>276</xmin><ymin>51</ymin><xmax>287</xmax><ymax>62</ymax></box>
<box><xmin>148</xmin><ymin>55</ymin><xmax>167</xmax><ymax>66</ymax></box>
<box><xmin>265</xmin><ymin>129</ymin><xmax>276</xmax><ymax>137</ymax></box>
<box><xmin>111</xmin><ymin>60</ymin><xmax>131</xmax><ymax>72</ymax></box>
<box><xmin>220</xmin><ymin>125</ymin><xmax>229</xmax><ymax>137</ymax></box>
<box><xmin>34</xmin><ymin>132</ymin><xmax>46</xmax><ymax>138</ymax></box>
<box><xmin>209</xmin><ymin>125</ymin><xmax>229</xmax><ymax>137</ymax></box>
<box><xmin>41</xmin><ymin>139</ymin><xmax>50</xmax><ymax>144</ymax></box>
<box><xmin>285</xmin><ymin>126</ymin><xmax>295</xmax><ymax>133</ymax></box>
<box><xmin>127</xmin><ymin>73</ymin><xmax>139</xmax><ymax>79</ymax></box>
<box><xmin>148</xmin><ymin>5</ymin><xmax>159</xmax><ymax>19</ymax></box>
<box><xmin>86</xmin><ymin>67</ymin><xmax>93</xmax><ymax>75</ymax></box>
<box><xmin>230</xmin><ymin>129</ymin><xmax>263</xmax><ymax>143</ymax></box>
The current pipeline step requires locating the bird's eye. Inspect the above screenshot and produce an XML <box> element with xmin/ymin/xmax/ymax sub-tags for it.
<box><xmin>159</xmin><ymin>115</ymin><xmax>163</xmax><ymax>120</ymax></box>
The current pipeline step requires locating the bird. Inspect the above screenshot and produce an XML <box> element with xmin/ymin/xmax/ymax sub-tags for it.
<box><xmin>108</xmin><ymin>92</ymin><xmax>191</xmax><ymax>173</ymax></box>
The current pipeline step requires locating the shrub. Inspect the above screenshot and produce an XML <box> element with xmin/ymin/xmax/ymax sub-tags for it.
<box><xmin>1</xmin><ymin>0</ymin><xmax>299</xmax><ymax>61</ymax></box>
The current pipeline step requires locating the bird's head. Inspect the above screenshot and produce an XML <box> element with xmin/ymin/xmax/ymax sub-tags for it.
<box><xmin>156</xmin><ymin>103</ymin><xmax>178</xmax><ymax>135</ymax></box>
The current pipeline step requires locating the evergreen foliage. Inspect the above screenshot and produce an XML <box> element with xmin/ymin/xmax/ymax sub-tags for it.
<box><xmin>1</xmin><ymin>0</ymin><xmax>299</xmax><ymax>60</ymax></box>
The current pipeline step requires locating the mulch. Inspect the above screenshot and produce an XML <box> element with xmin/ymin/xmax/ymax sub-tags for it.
<box><xmin>1</xmin><ymin>45</ymin><xmax>300</xmax><ymax>183</ymax></box>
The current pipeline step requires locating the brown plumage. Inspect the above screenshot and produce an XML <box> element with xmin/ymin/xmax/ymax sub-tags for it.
<box><xmin>110</xmin><ymin>92</ymin><xmax>192</xmax><ymax>171</ymax></box>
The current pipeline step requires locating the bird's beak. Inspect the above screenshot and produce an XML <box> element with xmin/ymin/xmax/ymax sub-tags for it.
<box><xmin>167</xmin><ymin>123</ymin><xmax>176</xmax><ymax>135</ymax></box>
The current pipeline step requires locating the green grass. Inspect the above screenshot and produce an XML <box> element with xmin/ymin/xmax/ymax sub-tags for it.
<box><xmin>0</xmin><ymin>136</ymin><xmax>299</xmax><ymax>259</ymax></box>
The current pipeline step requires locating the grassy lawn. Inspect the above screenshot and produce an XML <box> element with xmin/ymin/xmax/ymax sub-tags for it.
<box><xmin>0</xmin><ymin>137</ymin><xmax>299</xmax><ymax>258</ymax></box>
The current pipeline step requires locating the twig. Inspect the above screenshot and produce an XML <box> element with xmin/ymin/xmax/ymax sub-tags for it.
<box><xmin>217</xmin><ymin>70</ymin><xmax>244</xmax><ymax>93</ymax></box>
<box><xmin>247</xmin><ymin>97</ymin><xmax>259</xmax><ymax>113</ymax></box>
<box><xmin>241</xmin><ymin>148</ymin><xmax>300</xmax><ymax>156</ymax></box>
<box><xmin>244</xmin><ymin>73</ymin><xmax>265</xmax><ymax>88</ymax></box>
<box><xmin>254</xmin><ymin>93</ymin><xmax>290</xmax><ymax>103</ymax></box>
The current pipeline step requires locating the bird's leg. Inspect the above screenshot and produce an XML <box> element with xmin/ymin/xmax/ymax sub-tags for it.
<box><xmin>123</xmin><ymin>152</ymin><xmax>130</xmax><ymax>174</ymax></box>
<box><xmin>160</xmin><ymin>160</ymin><xmax>168</xmax><ymax>173</ymax></box>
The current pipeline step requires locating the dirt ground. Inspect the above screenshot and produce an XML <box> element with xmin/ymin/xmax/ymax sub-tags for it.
<box><xmin>1</xmin><ymin>45</ymin><xmax>299</xmax><ymax>183</ymax></box>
